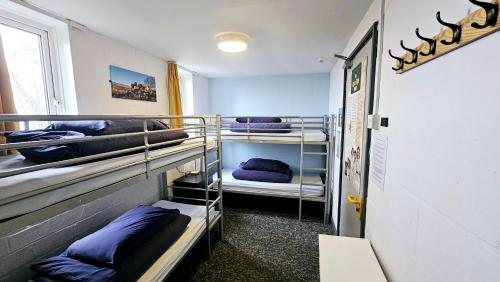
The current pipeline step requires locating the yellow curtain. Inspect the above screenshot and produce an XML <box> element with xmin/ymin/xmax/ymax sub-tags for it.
<box><xmin>0</xmin><ymin>34</ymin><xmax>18</xmax><ymax>156</ymax></box>
<box><xmin>168</xmin><ymin>62</ymin><xmax>183</xmax><ymax>128</ymax></box>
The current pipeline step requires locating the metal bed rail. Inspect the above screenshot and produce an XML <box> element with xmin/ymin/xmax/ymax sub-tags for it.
<box><xmin>206</xmin><ymin>115</ymin><xmax>334</xmax><ymax>224</ymax></box>
<box><xmin>0</xmin><ymin>115</ymin><xmax>223</xmax><ymax>276</ymax></box>
<box><xmin>0</xmin><ymin>114</ymin><xmax>223</xmax><ymax>257</ymax></box>
<box><xmin>0</xmin><ymin>115</ymin><xmax>209</xmax><ymax>177</ymax></box>
<box><xmin>162</xmin><ymin>115</ymin><xmax>224</xmax><ymax>255</ymax></box>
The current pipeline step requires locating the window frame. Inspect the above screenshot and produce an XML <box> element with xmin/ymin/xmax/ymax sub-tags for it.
<box><xmin>0</xmin><ymin>9</ymin><xmax>73</xmax><ymax>115</ymax></box>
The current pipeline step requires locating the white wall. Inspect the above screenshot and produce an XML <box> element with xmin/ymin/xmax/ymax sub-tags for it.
<box><xmin>193</xmin><ymin>74</ymin><xmax>209</xmax><ymax>115</ymax></box>
<box><xmin>330</xmin><ymin>0</ymin><xmax>500</xmax><ymax>281</ymax></box>
<box><xmin>69</xmin><ymin>29</ymin><xmax>169</xmax><ymax>115</ymax></box>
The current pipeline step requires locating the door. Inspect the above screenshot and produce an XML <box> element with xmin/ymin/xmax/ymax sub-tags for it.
<box><xmin>338</xmin><ymin>23</ymin><xmax>378</xmax><ymax>238</ymax></box>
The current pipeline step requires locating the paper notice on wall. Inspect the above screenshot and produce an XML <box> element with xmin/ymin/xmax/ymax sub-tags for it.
<box><xmin>370</xmin><ymin>132</ymin><xmax>388</xmax><ymax>191</ymax></box>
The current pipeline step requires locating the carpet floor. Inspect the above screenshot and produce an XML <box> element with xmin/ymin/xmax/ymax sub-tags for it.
<box><xmin>167</xmin><ymin>194</ymin><xmax>333</xmax><ymax>282</ymax></box>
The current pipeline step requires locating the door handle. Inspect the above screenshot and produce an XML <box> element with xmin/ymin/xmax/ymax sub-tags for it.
<box><xmin>347</xmin><ymin>194</ymin><xmax>363</xmax><ymax>220</ymax></box>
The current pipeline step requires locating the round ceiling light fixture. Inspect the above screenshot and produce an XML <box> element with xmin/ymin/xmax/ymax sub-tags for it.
<box><xmin>215</xmin><ymin>31</ymin><xmax>250</xmax><ymax>53</ymax></box>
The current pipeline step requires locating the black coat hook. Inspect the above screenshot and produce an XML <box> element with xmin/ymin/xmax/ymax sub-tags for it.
<box><xmin>469</xmin><ymin>0</ymin><xmax>498</xmax><ymax>28</ymax></box>
<box><xmin>400</xmin><ymin>40</ymin><xmax>418</xmax><ymax>64</ymax></box>
<box><xmin>388</xmin><ymin>49</ymin><xmax>404</xmax><ymax>71</ymax></box>
<box><xmin>436</xmin><ymin>12</ymin><xmax>462</xmax><ymax>45</ymax></box>
<box><xmin>415</xmin><ymin>28</ymin><xmax>436</xmax><ymax>56</ymax></box>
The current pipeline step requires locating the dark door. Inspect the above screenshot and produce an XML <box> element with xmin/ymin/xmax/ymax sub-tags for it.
<box><xmin>338</xmin><ymin>23</ymin><xmax>378</xmax><ymax>238</ymax></box>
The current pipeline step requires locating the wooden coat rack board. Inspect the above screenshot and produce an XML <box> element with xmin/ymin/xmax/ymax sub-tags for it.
<box><xmin>390</xmin><ymin>0</ymin><xmax>499</xmax><ymax>74</ymax></box>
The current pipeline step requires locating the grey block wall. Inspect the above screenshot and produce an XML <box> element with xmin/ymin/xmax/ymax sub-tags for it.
<box><xmin>0</xmin><ymin>175</ymin><xmax>163</xmax><ymax>281</ymax></box>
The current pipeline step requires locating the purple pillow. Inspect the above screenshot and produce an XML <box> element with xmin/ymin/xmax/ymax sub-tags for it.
<box><xmin>66</xmin><ymin>206</ymin><xmax>180</xmax><ymax>265</ymax></box>
<box><xmin>47</xmin><ymin>120</ymin><xmax>169</xmax><ymax>136</ymax></box>
<box><xmin>31</xmin><ymin>255</ymin><xmax>117</xmax><ymax>282</ymax></box>
<box><xmin>101</xmin><ymin>120</ymin><xmax>168</xmax><ymax>135</ymax></box>
<box><xmin>236</xmin><ymin>117</ymin><xmax>282</xmax><ymax>123</ymax></box>
<box><xmin>232</xmin><ymin>168</ymin><xmax>292</xmax><ymax>183</ymax></box>
<box><xmin>47</xmin><ymin>121</ymin><xmax>107</xmax><ymax>136</ymax></box>
<box><xmin>240</xmin><ymin>158</ymin><xmax>290</xmax><ymax>174</ymax></box>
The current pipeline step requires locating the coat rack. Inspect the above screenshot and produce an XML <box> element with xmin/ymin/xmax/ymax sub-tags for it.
<box><xmin>389</xmin><ymin>0</ymin><xmax>499</xmax><ymax>74</ymax></box>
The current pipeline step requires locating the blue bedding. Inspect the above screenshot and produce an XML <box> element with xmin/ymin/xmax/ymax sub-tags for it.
<box><xmin>31</xmin><ymin>256</ymin><xmax>117</xmax><ymax>282</ymax></box>
<box><xmin>235</xmin><ymin>117</ymin><xmax>282</xmax><ymax>123</ymax></box>
<box><xmin>229</xmin><ymin>122</ymin><xmax>291</xmax><ymax>133</ymax></box>
<box><xmin>66</xmin><ymin>206</ymin><xmax>180</xmax><ymax>265</ymax></box>
<box><xmin>47</xmin><ymin>120</ymin><xmax>168</xmax><ymax>135</ymax></box>
<box><xmin>6</xmin><ymin>120</ymin><xmax>189</xmax><ymax>164</ymax></box>
<box><xmin>232</xmin><ymin>166</ymin><xmax>292</xmax><ymax>183</ymax></box>
<box><xmin>6</xmin><ymin>130</ymin><xmax>85</xmax><ymax>164</ymax></box>
<box><xmin>240</xmin><ymin>158</ymin><xmax>290</xmax><ymax>174</ymax></box>
<box><xmin>32</xmin><ymin>207</ymin><xmax>192</xmax><ymax>282</ymax></box>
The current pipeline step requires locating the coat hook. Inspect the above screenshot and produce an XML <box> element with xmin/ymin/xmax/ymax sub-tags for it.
<box><xmin>400</xmin><ymin>40</ymin><xmax>418</xmax><ymax>64</ymax></box>
<box><xmin>469</xmin><ymin>0</ymin><xmax>498</xmax><ymax>28</ymax></box>
<box><xmin>415</xmin><ymin>28</ymin><xmax>436</xmax><ymax>56</ymax></box>
<box><xmin>388</xmin><ymin>49</ymin><xmax>404</xmax><ymax>71</ymax></box>
<box><xmin>436</xmin><ymin>11</ymin><xmax>462</xmax><ymax>45</ymax></box>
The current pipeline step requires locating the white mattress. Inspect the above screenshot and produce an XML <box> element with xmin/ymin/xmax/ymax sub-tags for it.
<box><xmin>140</xmin><ymin>200</ymin><xmax>218</xmax><ymax>281</ymax></box>
<box><xmin>221</xmin><ymin>129</ymin><xmax>326</xmax><ymax>142</ymax></box>
<box><xmin>0</xmin><ymin>137</ymin><xmax>215</xmax><ymax>220</ymax></box>
<box><xmin>220</xmin><ymin>168</ymin><xmax>324</xmax><ymax>197</ymax></box>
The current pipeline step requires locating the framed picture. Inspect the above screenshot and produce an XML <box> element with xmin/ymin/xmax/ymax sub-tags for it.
<box><xmin>109</xmin><ymin>65</ymin><xmax>157</xmax><ymax>102</ymax></box>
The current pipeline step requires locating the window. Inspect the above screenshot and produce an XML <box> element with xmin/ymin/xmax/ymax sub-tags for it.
<box><xmin>0</xmin><ymin>4</ymin><xmax>77</xmax><ymax>128</ymax></box>
<box><xmin>0</xmin><ymin>18</ymin><xmax>54</xmax><ymax>128</ymax></box>
<box><xmin>179</xmin><ymin>68</ymin><xmax>194</xmax><ymax>116</ymax></box>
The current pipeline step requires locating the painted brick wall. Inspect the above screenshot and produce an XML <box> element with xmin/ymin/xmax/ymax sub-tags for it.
<box><xmin>0</xmin><ymin>175</ymin><xmax>162</xmax><ymax>281</ymax></box>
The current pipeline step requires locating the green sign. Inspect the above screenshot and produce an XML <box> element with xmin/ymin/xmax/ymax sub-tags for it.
<box><xmin>351</xmin><ymin>63</ymin><xmax>362</xmax><ymax>94</ymax></box>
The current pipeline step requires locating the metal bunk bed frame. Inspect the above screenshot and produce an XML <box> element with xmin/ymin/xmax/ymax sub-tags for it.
<box><xmin>216</xmin><ymin>115</ymin><xmax>335</xmax><ymax>224</ymax></box>
<box><xmin>0</xmin><ymin>114</ymin><xmax>223</xmax><ymax>279</ymax></box>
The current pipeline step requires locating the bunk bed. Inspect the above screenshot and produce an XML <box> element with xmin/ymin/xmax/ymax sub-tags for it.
<box><xmin>215</xmin><ymin>115</ymin><xmax>335</xmax><ymax>223</ymax></box>
<box><xmin>0</xmin><ymin>114</ymin><xmax>223</xmax><ymax>281</ymax></box>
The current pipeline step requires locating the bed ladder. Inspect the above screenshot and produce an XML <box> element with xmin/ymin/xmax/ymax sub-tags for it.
<box><xmin>298</xmin><ymin>115</ymin><xmax>332</xmax><ymax>225</ymax></box>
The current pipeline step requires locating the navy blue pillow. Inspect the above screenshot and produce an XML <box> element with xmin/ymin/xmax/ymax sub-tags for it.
<box><xmin>232</xmin><ymin>167</ymin><xmax>292</xmax><ymax>183</ymax></box>
<box><xmin>240</xmin><ymin>158</ymin><xmax>290</xmax><ymax>174</ymax></box>
<box><xmin>47</xmin><ymin>121</ymin><xmax>108</xmax><ymax>136</ymax></box>
<box><xmin>236</xmin><ymin>117</ymin><xmax>282</xmax><ymax>123</ymax></box>
<box><xmin>102</xmin><ymin>120</ymin><xmax>168</xmax><ymax>135</ymax></box>
<box><xmin>66</xmin><ymin>205</ymin><xmax>180</xmax><ymax>265</ymax></box>
<box><xmin>31</xmin><ymin>255</ymin><xmax>117</xmax><ymax>282</ymax></box>
<box><xmin>47</xmin><ymin>120</ymin><xmax>169</xmax><ymax>136</ymax></box>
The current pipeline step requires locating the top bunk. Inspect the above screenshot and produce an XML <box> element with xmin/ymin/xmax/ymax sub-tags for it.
<box><xmin>0</xmin><ymin>114</ymin><xmax>220</xmax><ymax>221</ymax></box>
<box><xmin>216</xmin><ymin>115</ymin><xmax>334</xmax><ymax>145</ymax></box>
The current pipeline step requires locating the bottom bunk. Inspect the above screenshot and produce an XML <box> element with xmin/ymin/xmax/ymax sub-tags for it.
<box><xmin>30</xmin><ymin>200</ymin><xmax>220</xmax><ymax>282</ymax></box>
<box><xmin>140</xmin><ymin>201</ymin><xmax>220</xmax><ymax>281</ymax></box>
<box><xmin>218</xmin><ymin>168</ymin><xmax>325</xmax><ymax>200</ymax></box>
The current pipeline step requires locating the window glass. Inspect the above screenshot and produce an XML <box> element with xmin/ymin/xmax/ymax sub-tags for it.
<box><xmin>0</xmin><ymin>21</ymin><xmax>50</xmax><ymax>129</ymax></box>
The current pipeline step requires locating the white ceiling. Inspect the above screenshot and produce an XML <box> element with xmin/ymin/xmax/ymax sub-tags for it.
<box><xmin>28</xmin><ymin>0</ymin><xmax>373</xmax><ymax>77</ymax></box>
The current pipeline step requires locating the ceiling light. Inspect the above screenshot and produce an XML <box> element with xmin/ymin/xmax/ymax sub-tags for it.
<box><xmin>215</xmin><ymin>31</ymin><xmax>250</xmax><ymax>53</ymax></box>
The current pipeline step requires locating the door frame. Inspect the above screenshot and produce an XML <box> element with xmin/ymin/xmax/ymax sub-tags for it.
<box><xmin>336</xmin><ymin>22</ymin><xmax>378</xmax><ymax>237</ymax></box>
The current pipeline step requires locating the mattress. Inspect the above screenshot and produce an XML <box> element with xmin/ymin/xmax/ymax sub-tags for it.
<box><xmin>221</xmin><ymin>129</ymin><xmax>326</xmax><ymax>142</ymax></box>
<box><xmin>0</xmin><ymin>136</ymin><xmax>215</xmax><ymax>220</ymax></box>
<box><xmin>219</xmin><ymin>168</ymin><xmax>324</xmax><ymax>197</ymax></box>
<box><xmin>140</xmin><ymin>201</ymin><xmax>218</xmax><ymax>281</ymax></box>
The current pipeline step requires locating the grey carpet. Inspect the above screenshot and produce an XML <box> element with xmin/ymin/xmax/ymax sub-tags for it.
<box><xmin>167</xmin><ymin>202</ymin><xmax>333</xmax><ymax>282</ymax></box>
